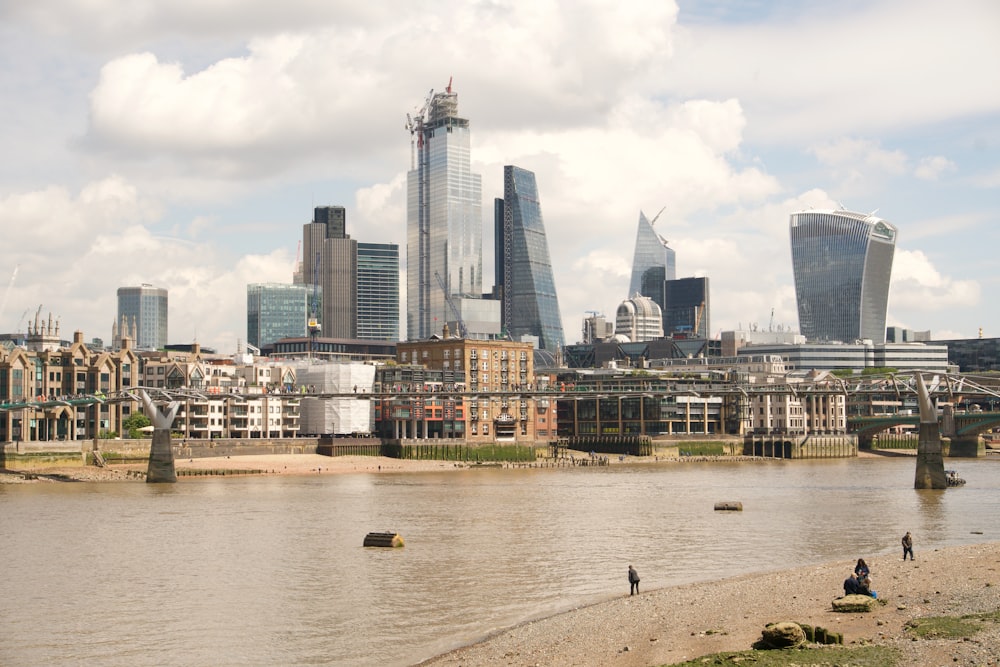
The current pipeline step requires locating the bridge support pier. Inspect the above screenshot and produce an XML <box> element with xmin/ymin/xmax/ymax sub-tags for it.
<box><xmin>140</xmin><ymin>390</ymin><xmax>181</xmax><ymax>484</ymax></box>
<box><xmin>948</xmin><ymin>436</ymin><xmax>985</xmax><ymax>458</ymax></box>
<box><xmin>914</xmin><ymin>374</ymin><xmax>947</xmax><ymax>490</ymax></box>
<box><xmin>856</xmin><ymin>433</ymin><xmax>874</xmax><ymax>450</ymax></box>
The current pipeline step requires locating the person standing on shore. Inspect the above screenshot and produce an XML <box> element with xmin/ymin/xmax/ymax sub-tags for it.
<box><xmin>628</xmin><ymin>565</ymin><xmax>640</xmax><ymax>595</ymax></box>
<box><xmin>902</xmin><ymin>531</ymin><xmax>914</xmax><ymax>560</ymax></box>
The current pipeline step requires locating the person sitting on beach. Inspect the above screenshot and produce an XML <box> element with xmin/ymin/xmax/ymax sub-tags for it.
<box><xmin>855</xmin><ymin>558</ymin><xmax>870</xmax><ymax>579</ymax></box>
<box><xmin>843</xmin><ymin>573</ymin><xmax>861</xmax><ymax>596</ymax></box>
<box><xmin>857</xmin><ymin>576</ymin><xmax>873</xmax><ymax>596</ymax></box>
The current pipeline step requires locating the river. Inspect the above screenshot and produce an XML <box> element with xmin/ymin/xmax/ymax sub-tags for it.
<box><xmin>2</xmin><ymin>456</ymin><xmax>998</xmax><ymax>666</ymax></box>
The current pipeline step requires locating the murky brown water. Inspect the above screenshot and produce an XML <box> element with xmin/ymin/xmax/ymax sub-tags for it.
<box><xmin>2</xmin><ymin>457</ymin><xmax>999</xmax><ymax>666</ymax></box>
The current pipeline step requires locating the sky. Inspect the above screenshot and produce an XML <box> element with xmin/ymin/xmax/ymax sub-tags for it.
<box><xmin>1</xmin><ymin>0</ymin><xmax>998</xmax><ymax>354</ymax></box>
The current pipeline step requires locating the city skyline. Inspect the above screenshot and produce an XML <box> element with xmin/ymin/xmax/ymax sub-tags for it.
<box><xmin>1</xmin><ymin>1</ymin><xmax>997</xmax><ymax>352</ymax></box>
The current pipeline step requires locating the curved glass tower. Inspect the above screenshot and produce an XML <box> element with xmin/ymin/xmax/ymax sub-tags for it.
<box><xmin>628</xmin><ymin>210</ymin><xmax>676</xmax><ymax>304</ymax></box>
<box><xmin>494</xmin><ymin>165</ymin><xmax>565</xmax><ymax>352</ymax></box>
<box><xmin>789</xmin><ymin>209</ymin><xmax>897</xmax><ymax>344</ymax></box>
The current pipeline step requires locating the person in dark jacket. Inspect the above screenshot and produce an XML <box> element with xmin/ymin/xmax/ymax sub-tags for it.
<box><xmin>628</xmin><ymin>565</ymin><xmax>640</xmax><ymax>595</ymax></box>
<box><xmin>843</xmin><ymin>573</ymin><xmax>861</xmax><ymax>596</ymax></box>
<box><xmin>855</xmin><ymin>558</ymin><xmax>870</xmax><ymax>579</ymax></box>
<box><xmin>902</xmin><ymin>532</ymin><xmax>914</xmax><ymax>560</ymax></box>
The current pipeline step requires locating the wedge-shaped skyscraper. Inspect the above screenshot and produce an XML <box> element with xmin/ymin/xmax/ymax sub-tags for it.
<box><xmin>494</xmin><ymin>165</ymin><xmax>565</xmax><ymax>352</ymax></box>
<box><xmin>789</xmin><ymin>209</ymin><xmax>897</xmax><ymax>344</ymax></box>
<box><xmin>628</xmin><ymin>209</ymin><xmax>676</xmax><ymax>304</ymax></box>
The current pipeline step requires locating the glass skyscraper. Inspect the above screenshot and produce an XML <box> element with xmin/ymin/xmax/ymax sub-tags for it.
<box><xmin>406</xmin><ymin>83</ymin><xmax>482</xmax><ymax>340</ymax></box>
<box><xmin>789</xmin><ymin>209</ymin><xmax>897</xmax><ymax>344</ymax></box>
<box><xmin>357</xmin><ymin>242</ymin><xmax>400</xmax><ymax>341</ymax></box>
<box><xmin>247</xmin><ymin>283</ymin><xmax>309</xmax><ymax>348</ymax></box>
<box><xmin>494</xmin><ymin>165</ymin><xmax>565</xmax><ymax>352</ymax></box>
<box><xmin>116</xmin><ymin>284</ymin><xmax>167</xmax><ymax>350</ymax></box>
<box><xmin>663</xmin><ymin>276</ymin><xmax>710</xmax><ymax>338</ymax></box>
<box><xmin>628</xmin><ymin>210</ymin><xmax>676</xmax><ymax>300</ymax></box>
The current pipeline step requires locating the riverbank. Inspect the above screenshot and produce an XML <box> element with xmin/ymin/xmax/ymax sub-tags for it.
<box><xmin>0</xmin><ymin>450</ymin><xmax>773</xmax><ymax>483</ymax></box>
<box><xmin>420</xmin><ymin>541</ymin><xmax>1000</xmax><ymax>666</ymax></box>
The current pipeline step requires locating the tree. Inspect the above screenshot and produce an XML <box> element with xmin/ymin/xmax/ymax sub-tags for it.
<box><xmin>122</xmin><ymin>411</ymin><xmax>152</xmax><ymax>439</ymax></box>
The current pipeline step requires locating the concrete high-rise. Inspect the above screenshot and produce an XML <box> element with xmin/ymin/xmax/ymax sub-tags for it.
<box><xmin>406</xmin><ymin>81</ymin><xmax>483</xmax><ymax>340</ymax></box>
<box><xmin>494</xmin><ymin>165</ymin><xmax>565</xmax><ymax>352</ymax></box>
<box><xmin>357</xmin><ymin>242</ymin><xmax>399</xmax><ymax>341</ymax></box>
<box><xmin>628</xmin><ymin>209</ymin><xmax>676</xmax><ymax>303</ymax></box>
<box><xmin>789</xmin><ymin>209</ymin><xmax>897</xmax><ymax>344</ymax></box>
<box><xmin>300</xmin><ymin>206</ymin><xmax>356</xmax><ymax>339</ymax></box>
<box><xmin>116</xmin><ymin>284</ymin><xmax>167</xmax><ymax>350</ymax></box>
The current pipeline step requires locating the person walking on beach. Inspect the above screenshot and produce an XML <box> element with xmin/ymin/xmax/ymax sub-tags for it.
<box><xmin>628</xmin><ymin>565</ymin><xmax>640</xmax><ymax>595</ymax></box>
<box><xmin>902</xmin><ymin>531</ymin><xmax>914</xmax><ymax>560</ymax></box>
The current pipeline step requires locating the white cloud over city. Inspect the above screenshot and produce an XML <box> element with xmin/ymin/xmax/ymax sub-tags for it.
<box><xmin>0</xmin><ymin>0</ymin><xmax>997</xmax><ymax>352</ymax></box>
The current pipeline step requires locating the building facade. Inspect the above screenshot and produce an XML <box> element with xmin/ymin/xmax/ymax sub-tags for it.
<box><xmin>615</xmin><ymin>294</ymin><xmax>663</xmax><ymax>342</ymax></box>
<box><xmin>790</xmin><ymin>209</ymin><xmax>897</xmax><ymax>343</ymax></box>
<box><xmin>394</xmin><ymin>333</ymin><xmax>536</xmax><ymax>442</ymax></box>
<box><xmin>628</xmin><ymin>209</ymin><xmax>676</xmax><ymax>303</ymax></box>
<box><xmin>357</xmin><ymin>242</ymin><xmax>400</xmax><ymax>341</ymax></box>
<box><xmin>406</xmin><ymin>83</ymin><xmax>483</xmax><ymax>340</ymax></box>
<box><xmin>247</xmin><ymin>283</ymin><xmax>309</xmax><ymax>349</ymax></box>
<box><xmin>494</xmin><ymin>165</ymin><xmax>565</xmax><ymax>352</ymax></box>
<box><xmin>742</xmin><ymin>341</ymin><xmax>951</xmax><ymax>373</ymax></box>
<box><xmin>116</xmin><ymin>284</ymin><xmax>168</xmax><ymax>350</ymax></box>
<box><xmin>663</xmin><ymin>276</ymin><xmax>710</xmax><ymax>338</ymax></box>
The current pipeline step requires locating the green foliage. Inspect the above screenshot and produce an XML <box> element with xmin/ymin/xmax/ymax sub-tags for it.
<box><xmin>121</xmin><ymin>412</ymin><xmax>152</xmax><ymax>439</ymax></box>
<box><xmin>384</xmin><ymin>442</ymin><xmax>538</xmax><ymax>462</ymax></box>
<box><xmin>679</xmin><ymin>442</ymin><xmax>727</xmax><ymax>456</ymax></box>
<box><xmin>97</xmin><ymin>429</ymin><xmax>117</xmax><ymax>439</ymax></box>
<box><xmin>665</xmin><ymin>645</ymin><xmax>899</xmax><ymax>666</ymax></box>
<box><xmin>862</xmin><ymin>367</ymin><xmax>899</xmax><ymax>376</ymax></box>
<box><xmin>905</xmin><ymin>609</ymin><xmax>1000</xmax><ymax>639</ymax></box>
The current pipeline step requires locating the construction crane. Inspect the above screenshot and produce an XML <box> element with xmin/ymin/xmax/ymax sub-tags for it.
<box><xmin>308</xmin><ymin>252</ymin><xmax>321</xmax><ymax>337</ymax></box>
<box><xmin>434</xmin><ymin>271</ymin><xmax>467</xmax><ymax>338</ymax></box>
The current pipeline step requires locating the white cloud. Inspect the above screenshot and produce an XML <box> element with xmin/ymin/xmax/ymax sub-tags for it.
<box><xmin>889</xmin><ymin>248</ymin><xmax>981</xmax><ymax>312</ymax></box>
<box><xmin>663</xmin><ymin>0</ymin><xmax>1000</xmax><ymax>143</ymax></box>
<box><xmin>914</xmin><ymin>156</ymin><xmax>957</xmax><ymax>181</ymax></box>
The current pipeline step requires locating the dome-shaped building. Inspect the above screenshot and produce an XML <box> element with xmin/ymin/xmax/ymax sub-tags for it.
<box><xmin>614</xmin><ymin>294</ymin><xmax>663</xmax><ymax>343</ymax></box>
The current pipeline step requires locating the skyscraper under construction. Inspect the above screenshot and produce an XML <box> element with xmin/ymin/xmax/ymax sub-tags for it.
<box><xmin>405</xmin><ymin>81</ymin><xmax>483</xmax><ymax>340</ymax></box>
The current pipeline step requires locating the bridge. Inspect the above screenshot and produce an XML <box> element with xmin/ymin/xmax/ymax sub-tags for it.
<box><xmin>850</xmin><ymin>409</ymin><xmax>1000</xmax><ymax>456</ymax></box>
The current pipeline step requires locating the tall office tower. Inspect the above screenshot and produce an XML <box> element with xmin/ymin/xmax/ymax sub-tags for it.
<box><xmin>357</xmin><ymin>242</ymin><xmax>400</xmax><ymax>341</ymax></box>
<box><xmin>406</xmin><ymin>81</ymin><xmax>483</xmax><ymax>340</ymax></box>
<box><xmin>300</xmin><ymin>206</ymin><xmax>357</xmax><ymax>338</ymax></box>
<box><xmin>247</xmin><ymin>283</ymin><xmax>310</xmax><ymax>348</ymax></box>
<box><xmin>628</xmin><ymin>209</ymin><xmax>676</xmax><ymax>305</ymax></box>
<box><xmin>663</xmin><ymin>277</ymin><xmax>710</xmax><ymax>338</ymax></box>
<box><xmin>322</xmin><ymin>235</ymin><xmax>358</xmax><ymax>339</ymax></box>
<box><xmin>494</xmin><ymin>165</ymin><xmax>565</xmax><ymax>351</ymax></box>
<box><xmin>789</xmin><ymin>209</ymin><xmax>897</xmax><ymax>344</ymax></box>
<box><xmin>614</xmin><ymin>294</ymin><xmax>663</xmax><ymax>343</ymax></box>
<box><xmin>116</xmin><ymin>284</ymin><xmax>168</xmax><ymax>350</ymax></box>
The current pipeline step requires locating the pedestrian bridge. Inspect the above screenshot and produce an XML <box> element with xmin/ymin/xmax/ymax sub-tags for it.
<box><xmin>849</xmin><ymin>409</ymin><xmax>1000</xmax><ymax>456</ymax></box>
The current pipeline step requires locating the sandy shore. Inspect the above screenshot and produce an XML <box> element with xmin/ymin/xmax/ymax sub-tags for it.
<box><xmin>420</xmin><ymin>542</ymin><xmax>1000</xmax><ymax>666</ymax></box>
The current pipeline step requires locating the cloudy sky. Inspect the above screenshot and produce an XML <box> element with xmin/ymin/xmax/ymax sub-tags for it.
<box><xmin>1</xmin><ymin>0</ymin><xmax>997</xmax><ymax>353</ymax></box>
